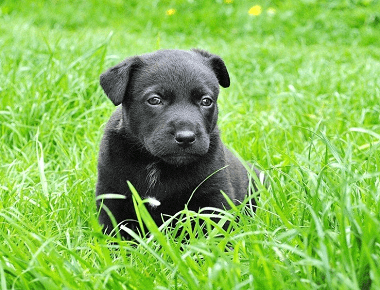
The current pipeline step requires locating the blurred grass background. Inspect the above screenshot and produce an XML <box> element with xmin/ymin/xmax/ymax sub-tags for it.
<box><xmin>1</xmin><ymin>0</ymin><xmax>380</xmax><ymax>289</ymax></box>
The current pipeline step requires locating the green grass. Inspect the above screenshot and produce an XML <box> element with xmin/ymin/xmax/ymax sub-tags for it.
<box><xmin>1</xmin><ymin>0</ymin><xmax>380</xmax><ymax>289</ymax></box>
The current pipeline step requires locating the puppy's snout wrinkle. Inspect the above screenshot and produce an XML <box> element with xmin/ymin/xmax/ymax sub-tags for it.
<box><xmin>175</xmin><ymin>130</ymin><xmax>196</xmax><ymax>147</ymax></box>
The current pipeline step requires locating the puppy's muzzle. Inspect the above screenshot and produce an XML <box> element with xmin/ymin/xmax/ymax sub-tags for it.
<box><xmin>144</xmin><ymin>115</ymin><xmax>210</xmax><ymax>166</ymax></box>
<box><xmin>174</xmin><ymin>130</ymin><xmax>196</xmax><ymax>148</ymax></box>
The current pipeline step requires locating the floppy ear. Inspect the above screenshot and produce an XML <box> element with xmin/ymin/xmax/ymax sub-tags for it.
<box><xmin>100</xmin><ymin>56</ymin><xmax>142</xmax><ymax>106</ymax></box>
<box><xmin>192</xmin><ymin>49</ymin><xmax>230</xmax><ymax>88</ymax></box>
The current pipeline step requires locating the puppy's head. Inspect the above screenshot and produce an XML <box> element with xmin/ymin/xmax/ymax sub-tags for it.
<box><xmin>100</xmin><ymin>49</ymin><xmax>230</xmax><ymax>166</ymax></box>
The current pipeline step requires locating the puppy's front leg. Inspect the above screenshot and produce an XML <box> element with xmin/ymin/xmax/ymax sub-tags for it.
<box><xmin>97</xmin><ymin>196</ymin><xmax>139</xmax><ymax>239</ymax></box>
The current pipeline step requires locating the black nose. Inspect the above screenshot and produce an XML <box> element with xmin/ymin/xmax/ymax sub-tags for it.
<box><xmin>175</xmin><ymin>131</ymin><xmax>196</xmax><ymax>147</ymax></box>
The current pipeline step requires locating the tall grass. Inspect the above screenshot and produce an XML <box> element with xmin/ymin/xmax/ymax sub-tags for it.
<box><xmin>1</xmin><ymin>0</ymin><xmax>379</xmax><ymax>289</ymax></box>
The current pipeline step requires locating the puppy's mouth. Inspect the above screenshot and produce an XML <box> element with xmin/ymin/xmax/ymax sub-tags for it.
<box><xmin>160</xmin><ymin>153</ymin><xmax>201</xmax><ymax>166</ymax></box>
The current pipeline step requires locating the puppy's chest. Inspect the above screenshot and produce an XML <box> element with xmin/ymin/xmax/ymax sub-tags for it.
<box><xmin>141</xmin><ymin>163</ymin><xmax>202</xmax><ymax>201</ymax></box>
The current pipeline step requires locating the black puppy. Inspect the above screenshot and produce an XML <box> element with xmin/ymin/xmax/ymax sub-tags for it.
<box><xmin>96</xmin><ymin>49</ymin><xmax>260</xmax><ymax>238</ymax></box>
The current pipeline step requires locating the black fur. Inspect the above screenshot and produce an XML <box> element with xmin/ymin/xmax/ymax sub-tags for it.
<box><xmin>96</xmin><ymin>49</ymin><xmax>260</xmax><ymax>238</ymax></box>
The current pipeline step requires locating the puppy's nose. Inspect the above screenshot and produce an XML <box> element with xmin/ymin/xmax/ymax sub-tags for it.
<box><xmin>175</xmin><ymin>131</ymin><xmax>196</xmax><ymax>147</ymax></box>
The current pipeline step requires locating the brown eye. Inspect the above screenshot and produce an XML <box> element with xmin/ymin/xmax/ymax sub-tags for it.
<box><xmin>200</xmin><ymin>96</ymin><xmax>213</xmax><ymax>107</ymax></box>
<box><xmin>147</xmin><ymin>96</ymin><xmax>162</xmax><ymax>106</ymax></box>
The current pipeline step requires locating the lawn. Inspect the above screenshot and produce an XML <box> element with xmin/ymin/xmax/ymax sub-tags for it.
<box><xmin>1</xmin><ymin>0</ymin><xmax>380</xmax><ymax>289</ymax></box>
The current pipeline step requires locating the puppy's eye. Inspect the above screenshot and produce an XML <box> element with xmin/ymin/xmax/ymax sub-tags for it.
<box><xmin>200</xmin><ymin>96</ymin><xmax>213</xmax><ymax>107</ymax></box>
<box><xmin>147</xmin><ymin>96</ymin><xmax>162</xmax><ymax>106</ymax></box>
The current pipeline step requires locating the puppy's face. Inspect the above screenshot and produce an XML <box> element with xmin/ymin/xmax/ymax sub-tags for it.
<box><xmin>100</xmin><ymin>50</ymin><xmax>230</xmax><ymax>166</ymax></box>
